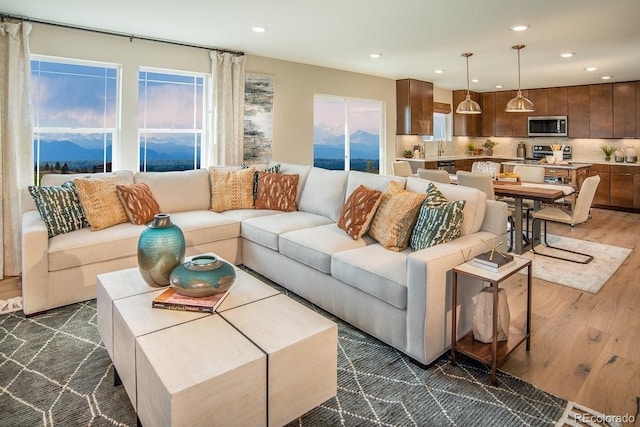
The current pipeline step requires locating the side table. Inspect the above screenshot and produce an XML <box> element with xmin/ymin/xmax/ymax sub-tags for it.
<box><xmin>450</xmin><ymin>255</ymin><xmax>532</xmax><ymax>385</ymax></box>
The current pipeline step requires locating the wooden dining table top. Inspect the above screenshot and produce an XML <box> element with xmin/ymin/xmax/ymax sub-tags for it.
<box><xmin>492</xmin><ymin>183</ymin><xmax>565</xmax><ymax>202</ymax></box>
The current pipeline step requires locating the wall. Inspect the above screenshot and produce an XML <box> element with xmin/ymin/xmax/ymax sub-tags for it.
<box><xmin>29</xmin><ymin>23</ymin><xmax>397</xmax><ymax>173</ymax></box>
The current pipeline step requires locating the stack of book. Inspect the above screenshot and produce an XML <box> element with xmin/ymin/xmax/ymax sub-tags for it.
<box><xmin>152</xmin><ymin>287</ymin><xmax>230</xmax><ymax>313</ymax></box>
<box><xmin>472</xmin><ymin>251</ymin><xmax>515</xmax><ymax>272</ymax></box>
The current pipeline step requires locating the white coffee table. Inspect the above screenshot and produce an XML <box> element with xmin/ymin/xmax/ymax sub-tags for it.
<box><xmin>97</xmin><ymin>264</ymin><xmax>337</xmax><ymax>427</ymax></box>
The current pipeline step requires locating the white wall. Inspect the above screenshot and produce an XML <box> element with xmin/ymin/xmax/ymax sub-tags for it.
<box><xmin>29</xmin><ymin>23</ymin><xmax>397</xmax><ymax>173</ymax></box>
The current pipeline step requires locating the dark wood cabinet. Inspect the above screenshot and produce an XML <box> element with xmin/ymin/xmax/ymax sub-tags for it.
<box><xmin>589</xmin><ymin>83</ymin><xmax>613</xmax><ymax>138</ymax></box>
<box><xmin>589</xmin><ymin>164</ymin><xmax>610</xmax><ymax>206</ymax></box>
<box><xmin>528</xmin><ymin>89</ymin><xmax>548</xmax><ymax>117</ymax></box>
<box><xmin>495</xmin><ymin>91</ymin><xmax>515</xmax><ymax>136</ymax></box>
<box><xmin>396</xmin><ymin>79</ymin><xmax>433</xmax><ymax>135</ymax></box>
<box><xmin>610</xmin><ymin>165</ymin><xmax>635</xmax><ymax>208</ymax></box>
<box><xmin>547</xmin><ymin>87</ymin><xmax>568</xmax><ymax>116</ymax></box>
<box><xmin>635</xmin><ymin>173</ymin><xmax>640</xmax><ymax>209</ymax></box>
<box><xmin>637</xmin><ymin>81</ymin><xmax>640</xmax><ymax>138</ymax></box>
<box><xmin>567</xmin><ymin>85</ymin><xmax>590</xmax><ymax>138</ymax></box>
<box><xmin>481</xmin><ymin>92</ymin><xmax>496</xmax><ymax>137</ymax></box>
<box><xmin>511</xmin><ymin>90</ymin><xmax>530</xmax><ymax>137</ymax></box>
<box><xmin>613</xmin><ymin>82</ymin><xmax>637</xmax><ymax>138</ymax></box>
<box><xmin>452</xmin><ymin>90</ymin><xmax>481</xmax><ymax>136</ymax></box>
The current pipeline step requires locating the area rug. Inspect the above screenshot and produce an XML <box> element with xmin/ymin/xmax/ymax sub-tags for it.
<box><xmin>0</xmin><ymin>280</ymin><xmax>611</xmax><ymax>427</ymax></box>
<box><xmin>518</xmin><ymin>234</ymin><xmax>632</xmax><ymax>294</ymax></box>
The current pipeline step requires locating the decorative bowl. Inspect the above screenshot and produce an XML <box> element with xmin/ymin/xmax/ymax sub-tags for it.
<box><xmin>169</xmin><ymin>255</ymin><xmax>236</xmax><ymax>297</ymax></box>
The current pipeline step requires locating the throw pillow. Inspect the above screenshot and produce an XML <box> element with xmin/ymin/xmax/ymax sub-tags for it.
<box><xmin>369</xmin><ymin>180</ymin><xmax>426</xmax><ymax>251</ymax></box>
<box><xmin>28</xmin><ymin>181</ymin><xmax>89</xmax><ymax>238</ymax></box>
<box><xmin>243</xmin><ymin>163</ymin><xmax>281</xmax><ymax>199</ymax></box>
<box><xmin>210</xmin><ymin>167</ymin><xmax>255</xmax><ymax>212</ymax></box>
<box><xmin>410</xmin><ymin>183</ymin><xmax>465</xmax><ymax>250</ymax></box>
<box><xmin>116</xmin><ymin>183</ymin><xmax>161</xmax><ymax>225</ymax></box>
<box><xmin>337</xmin><ymin>185</ymin><xmax>382</xmax><ymax>240</ymax></box>
<box><xmin>73</xmin><ymin>175</ymin><xmax>129</xmax><ymax>231</ymax></box>
<box><xmin>254</xmin><ymin>172</ymin><xmax>299</xmax><ymax>212</ymax></box>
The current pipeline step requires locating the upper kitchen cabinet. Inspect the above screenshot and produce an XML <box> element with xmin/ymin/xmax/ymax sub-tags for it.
<box><xmin>613</xmin><ymin>82</ymin><xmax>636</xmax><ymax>138</ymax></box>
<box><xmin>396</xmin><ymin>79</ymin><xmax>433</xmax><ymax>135</ymax></box>
<box><xmin>637</xmin><ymin>81</ymin><xmax>640</xmax><ymax>138</ymax></box>
<box><xmin>452</xmin><ymin>90</ymin><xmax>481</xmax><ymax>136</ymax></box>
<box><xmin>589</xmin><ymin>83</ymin><xmax>613</xmax><ymax>138</ymax></box>
<box><xmin>495</xmin><ymin>91</ymin><xmax>515</xmax><ymax>136</ymax></box>
<box><xmin>568</xmin><ymin>85</ymin><xmax>590</xmax><ymax>138</ymax></box>
<box><xmin>511</xmin><ymin>89</ymin><xmax>530</xmax><ymax>137</ymax></box>
<box><xmin>547</xmin><ymin>87</ymin><xmax>568</xmax><ymax>116</ymax></box>
<box><xmin>480</xmin><ymin>92</ymin><xmax>496</xmax><ymax>137</ymax></box>
<box><xmin>528</xmin><ymin>89</ymin><xmax>549</xmax><ymax>117</ymax></box>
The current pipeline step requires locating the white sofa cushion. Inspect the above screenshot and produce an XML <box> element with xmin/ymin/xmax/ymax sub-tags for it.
<box><xmin>405</xmin><ymin>176</ymin><xmax>486</xmax><ymax>236</ymax></box>
<box><xmin>279</xmin><ymin>224</ymin><xmax>369</xmax><ymax>274</ymax></box>
<box><xmin>345</xmin><ymin>170</ymin><xmax>405</xmax><ymax>199</ymax></box>
<box><xmin>169</xmin><ymin>210</ymin><xmax>240</xmax><ymax>246</ymax></box>
<box><xmin>298</xmin><ymin>167</ymin><xmax>349</xmax><ymax>222</ymax></box>
<box><xmin>241</xmin><ymin>211</ymin><xmax>333</xmax><ymax>251</ymax></box>
<box><xmin>41</xmin><ymin>170</ymin><xmax>135</xmax><ymax>187</ymax></box>
<box><xmin>219</xmin><ymin>209</ymin><xmax>282</xmax><ymax>221</ymax></box>
<box><xmin>276</xmin><ymin>162</ymin><xmax>312</xmax><ymax>205</ymax></box>
<box><xmin>135</xmin><ymin>169</ymin><xmax>211</xmax><ymax>213</ymax></box>
<box><xmin>331</xmin><ymin>244</ymin><xmax>409</xmax><ymax>310</ymax></box>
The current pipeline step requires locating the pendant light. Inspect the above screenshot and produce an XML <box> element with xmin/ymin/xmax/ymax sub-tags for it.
<box><xmin>456</xmin><ymin>52</ymin><xmax>481</xmax><ymax>114</ymax></box>
<box><xmin>505</xmin><ymin>44</ymin><xmax>535</xmax><ymax>112</ymax></box>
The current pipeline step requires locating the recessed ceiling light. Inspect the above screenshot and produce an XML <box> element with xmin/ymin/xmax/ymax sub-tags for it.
<box><xmin>369</xmin><ymin>53</ymin><xmax>382</xmax><ymax>58</ymax></box>
<box><xmin>560</xmin><ymin>52</ymin><xmax>574</xmax><ymax>58</ymax></box>
<box><xmin>251</xmin><ymin>26</ymin><xmax>266</xmax><ymax>33</ymax></box>
<box><xmin>584</xmin><ymin>67</ymin><xmax>597</xmax><ymax>72</ymax></box>
<box><xmin>471</xmin><ymin>79</ymin><xmax>479</xmax><ymax>83</ymax></box>
<box><xmin>434</xmin><ymin>69</ymin><xmax>444</xmax><ymax>74</ymax></box>
<box><xmin>495</xmin><ymin>85</ymin><xmax>504</xmax><ymax>89</ymax></box>
<box><xmin>601</xmin><ymin>75</ymin><xmax>612</xmax><ymax>80</ymax></box>
<box><xmin>511</xmin><ymin>25</ymin><xmax>529</xmax><ymax>32</ymax></box>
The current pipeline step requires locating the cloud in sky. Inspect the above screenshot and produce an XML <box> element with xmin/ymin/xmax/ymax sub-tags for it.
<box><xmin>314</xmin><ymin>97</ymin><xmax>381</xmax><ymax>136</ymax></box>
<box><xmin>138</xmin><ymin>82</ymin><xmax>203</xmax><ymax>129</ymax></box>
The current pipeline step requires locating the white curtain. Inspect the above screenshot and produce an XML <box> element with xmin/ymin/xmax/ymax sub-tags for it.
<box><xmin>206</xmin><ymin>51</ymin><xmax>245</xmax><ymax>166</ymax></box>
<box><xmin>0</xmin><ymin>22</ymin><xmax>33</xmax><ymax>279</ymax></box>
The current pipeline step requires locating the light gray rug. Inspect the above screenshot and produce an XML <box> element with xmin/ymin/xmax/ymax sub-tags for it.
<box><xmin>519</xmin><ymin>235</ymin><xmax>632</xmax><ymax>293</ymax></box>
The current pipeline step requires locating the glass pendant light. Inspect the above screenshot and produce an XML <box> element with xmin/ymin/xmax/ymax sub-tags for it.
<box><xmin>456</xmin><ymin>52</ymin><xmax>482</xmax><ymax>114</ymax></box>
<box><xmin>505</xmin><ymin>45</ymin><xmax>535</xmax><ymax>112</ymax></box>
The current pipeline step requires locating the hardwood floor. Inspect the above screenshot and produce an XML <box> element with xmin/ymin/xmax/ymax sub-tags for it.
<box><xmin>501</xmin><ymin>208</ymin><xmax>640</xmax><ymax>423</ymax></box>
<box><xmin>2</xmin><ymin>208</ymin><xmax>638</xmax><ymax>421</ymax></box>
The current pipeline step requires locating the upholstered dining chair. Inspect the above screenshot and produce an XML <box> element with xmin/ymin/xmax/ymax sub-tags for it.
<box><xmin>392</xmin><ymin>161</ymin><xmax>412</xmax><ymax>177</ymax></box>
<box><xmin>531</xmin><ymin>175</ymin><xmax>600</xmax><ymax>264</ymax></box>
<box><xmin>417</xmin><ymin>168</ymin><xmax>450</xmax><ymax>184</ymax></box>
<box><xmin>511</xmin><ymin>164</ymin><xmax>545</xmax><ymax>235</ymax></box>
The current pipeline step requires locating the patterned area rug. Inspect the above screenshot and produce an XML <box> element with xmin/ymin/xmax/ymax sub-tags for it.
<box><xmin>0</xmin><ymin>274</ymin><xmax>609</xmax><ymax>426</ymax></box>
<box><xmin>518</xmin><ymin>234</ymin><xmax>632</xmax><ymax>293</ymax></box>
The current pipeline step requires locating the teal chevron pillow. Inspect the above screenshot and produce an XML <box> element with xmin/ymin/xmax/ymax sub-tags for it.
<box><xmin>28</xmin><ymin>181</ymin><xmax>89</xmax><ymax>238</ymax></box>
<box><xmin>410</xmin><ymin>183</ymin><xmax>465</xmax><ymax>250</ymax></box>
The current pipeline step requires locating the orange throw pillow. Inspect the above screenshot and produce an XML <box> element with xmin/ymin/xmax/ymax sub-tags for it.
<box><xmin>116</xmin><ymin>183</ymin><xmax>161</xmax><ymax>225</ymax></box>
<box><xmin>338</xmin><ymin>185</ymin><xmax>382</xmax><ymax>240</ymax></box>
<box><xmin>255</xmin><ymin>172</ymin><xmax>299</xmax><ymax>212</ymax></box>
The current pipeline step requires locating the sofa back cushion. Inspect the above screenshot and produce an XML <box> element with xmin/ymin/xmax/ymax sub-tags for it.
<box><xmin>298</xmin><ymin>167</ymin><xmax>349</xmax><ymax>222</ymax></box>
<box><xmin>345</xmin><ymin>171</ymin><xmax>405</xmax><ymax>199</ymax></box>
<box><xmin>405</xmin><ymin>176</ymin><xmax>487</xmax><ymax>236</ymax></box>
<box><xmin>135</xmin><ymin>169</ymin><xmax>210</xmax><ymax>213</ymax></box>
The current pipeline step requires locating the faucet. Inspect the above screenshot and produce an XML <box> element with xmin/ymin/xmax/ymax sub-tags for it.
<box><xmin>438</xmin><ymin>139</ymin><xmax>446</xmax><ymax>157</ymax></box>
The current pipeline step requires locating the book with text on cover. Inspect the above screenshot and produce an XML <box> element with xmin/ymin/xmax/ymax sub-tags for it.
<box><xmin>471</xmin><ymin>259</ymin><xmax>516</xmax><ymax>273</ymax></box>
<box><xmin>473</xmin><ymin>250</ymin><xmax>513</xmax><ymax>268</ymax></box>
<box><xmin>152</xmin><ymin>287</ymin><xmax>230</xmax><ymax>313</ymax></box>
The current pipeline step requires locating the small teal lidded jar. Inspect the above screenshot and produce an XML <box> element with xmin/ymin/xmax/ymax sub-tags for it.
<box><xmin>169</xmin><ymin>255</ymin><xmax>236</xmax><ymax>297</ymax></box>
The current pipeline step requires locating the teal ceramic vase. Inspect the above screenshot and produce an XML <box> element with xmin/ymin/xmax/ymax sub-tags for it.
<box><xmin>169</xmin><ymin>254</ymin><xmax>236</xmax><ymax>297</ymax></box>
<box><xmin>137</xmin><ymin>213</ymin><xmax>185</xmax><ymax>287</ymax></box>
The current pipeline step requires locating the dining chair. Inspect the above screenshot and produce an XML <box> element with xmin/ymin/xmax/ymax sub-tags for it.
<box><xmin>392</xmin><ymin>161</ymin><xmax>412</xmax><ymax>177</ymax></box>
<box><xmin>530</xmin><ymin>175</ymin><xmax>600</xmax><ymax>263</ymax></box>
<box><xmin>511</xmin><ymin>164</ymin><xmax>545</xmax><ymax>236</ymax></box>
<box><xmin>471</xmin><ymin>161</ymin><xmax>500</xmax><ymax>178</ymax></box>
<box><xmin>417</xmin><ymin>168</ymin><xmax>450</xmax><ymax>184</ymax></box>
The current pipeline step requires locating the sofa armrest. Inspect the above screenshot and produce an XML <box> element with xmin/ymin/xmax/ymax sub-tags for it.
<box><xmin>480</xmin><ymin>199</ymin><xmax>508</xmax><ymax>237</ymax></box>
<box><xmin>21</xmin><ymin>210</ymin><xmax>50</xmax><ymax>315</ymax></box>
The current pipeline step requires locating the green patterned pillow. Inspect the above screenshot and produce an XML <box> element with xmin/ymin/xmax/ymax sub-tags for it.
<box><xmin>28</xmin><ymin>181</ymin><xmax>89</xmax><ymax>238</ymax></box>
<box><xmin>410</xmin><ymin>183</ymin><xmax>465</xmax><ymax>250</ymax></box>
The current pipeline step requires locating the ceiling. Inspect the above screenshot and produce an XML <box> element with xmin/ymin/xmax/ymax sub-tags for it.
<box><xmin>2</xmin><ymin>0</ymin><xmax>640</xmax><ymax>93</ymax></box>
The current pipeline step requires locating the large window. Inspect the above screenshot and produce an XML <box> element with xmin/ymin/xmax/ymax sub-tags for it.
<box><xmin>138</xmin><ymin>69</ymin><xmax>206</xmax><ymax>172</ymax></box>
<box><xmin>313</xmin><ymin>95</ymin><xmax>383</xmax><ymax>174</ymax></box>
<box><xmin>31</xmin><ymin>57</ymin><xmax>119</xmax><ymax>184</ymax></box>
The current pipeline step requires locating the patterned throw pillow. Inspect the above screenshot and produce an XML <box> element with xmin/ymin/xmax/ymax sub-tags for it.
<box><xmin>337</xmin><ymin>185</ymin><xmax>382</xmax><ymax>240</ymax></box>
<box><xmin>28</xmin><ymin>181</ymin><xmax>89</xmax><ymax>238</ymax></box>
<box><xmin>116</xmin><ymin>183</ymin><xmax>161</xmax><ymax>225</ymax></box>
<box><xmin>73</xmin><ymin>175</ymin><xmax>129</xmax><ymax>231</ymax></box>
<box><xmin>369</xmin><ymin>180</ymin><xmax>426</xmax><ymax>251</ymax></box>
<box><xmin>410</xmin><ymin>183</ymin><xmax>466</xmax><ymax>250</ymax></box>
<box><xmin>242</xmin><ymin>163</ymin><xmax>281</xmax><ymax>199</ymax></box>
<box><xmin>254</xmin><ymin>172</ymin><xmax>299</xmax><ymax>212</ymax></box>
<box><xmin>210</xmin><ymin>168</ymin><xmax>255</xmax><ymax>212</ymax></box>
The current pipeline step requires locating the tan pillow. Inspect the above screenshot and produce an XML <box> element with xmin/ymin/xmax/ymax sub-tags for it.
<box><xmin>255</xmin><ymin>172</ymin><xmax>299</xmax><ymax>212</ymax></box>
<box><xmin>116</xmin><ymin>183</ymin><xmax>161</xmax><ymax>225</ymax></box>
<box><xmin>211</xmin><ymin>168</ymin><xmax>255</xmax><ymax>212</ymax></box>
<box><xmin>338</xmin><ymin>185</ymin><xmax>382</xmax><ymax>240</ymax></box>
<box><xmin>73</xmin><ymin>175</ymin><xmax>128</xmax><ymax>231</ymax></box>
<box><xmin>369</xmin><ymin>180</ymin><xmax>426</xmax><ymax>251</ymax></box>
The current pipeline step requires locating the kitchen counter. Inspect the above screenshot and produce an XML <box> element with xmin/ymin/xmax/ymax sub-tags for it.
<box><xmin>501</xmin><ymin>161</ymin><xmax>592</xmax><ymax>170</ymax></box>
<box><xmin>396</xmin><ymin>155</ymin><xmax>524</xmax><ymax>162</ymax></box>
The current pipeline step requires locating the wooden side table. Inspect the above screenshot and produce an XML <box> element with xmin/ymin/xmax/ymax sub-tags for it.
<box><xmin>450</xmin><ymin>255</ymin><xmax>532</xmax><ymax>385</ymax></box>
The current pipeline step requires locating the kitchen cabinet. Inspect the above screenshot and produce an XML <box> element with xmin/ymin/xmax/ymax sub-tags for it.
<box><xmin>452</xmin><ymin>90</ymin><xmax>481</xmax><ymax>136</ymax></box>
<box><xmin>567</xmin><ymin>85</ymin><xmax>590</xmax><ymax>138</ymax></box>
<box><xmin>528</xmin><ymin>89</ymin><xmax>548</xmax><ymax>117</ymax></box>
<box><xmin>481</xmin><ymin>92</ymin><xmax>496</xmax><ymax>137</ymax></box>
<box><xmin>589</xmin><ymin>83</ymin><xmax>613</xmax><ymax>138</ymax></box>
<box><xmin>613</xmin><ymin>82</ymin><xmax>636</xmax><ymax>138</ymax></box>
<box><xmin>589</xmin><ymin>164</ymin><xmax>610</xmax><ymax>206</ymax></box>
<box><xmin>610</xmin><ymin>165</ymin><xmax>635</xmax><ymax>208</ymax></box>
<box><xmin>495</xmin><ymin>91</ymin><xmax>515</xmax><ymax>136</ymax></box>
<box><xmin>454</xmin><ymin>159</ymin><xmax>475</xmax><ymax>172</ymax></box>
<box><xmin>396</xmin><ymin>79</ymin><xmax>433</xmax><ymax>135</ymax></box>
<box><xmin>511</xmin><ymin>90</ymin><xmax>530</xmax><ymax>137</ymax></box>
<box><xmin>635</xmin><ymin>173</ymin><xmax>640</xmax><ymax>209</ymax></box>
<box><xmin>637</xmin><ymin>81</ymin><xmax>640</xmax><ymax>138</ymax></box>
<box><xmin>547</xmin><ymin>87</ymin><xmax>568</xmax><ymax>116</ymax></box>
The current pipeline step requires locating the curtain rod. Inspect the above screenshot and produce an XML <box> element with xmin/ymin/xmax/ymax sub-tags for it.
<box><xmin>0</xmin><ymin>13</ymin><xmax>244</xmax><ymax>56</ymax></box>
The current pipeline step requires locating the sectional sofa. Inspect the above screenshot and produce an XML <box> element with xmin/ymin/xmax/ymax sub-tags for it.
<box><xmin>21</xmin><ymin>163</ymin><xmax>507</xmax><ymax>366</ymax></box>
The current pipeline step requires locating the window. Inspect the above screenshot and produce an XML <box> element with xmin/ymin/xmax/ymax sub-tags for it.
<box><xmin>423</xmin><ymin>112</ymin><xmax>451</xmax><ymax>142</ymax></box>
<box><xmin>313</xmin><ymin>95</ymin><xmax>383</xmax><ymax>174</ymax></box>
<box><xmin>31</xmin><ymin>57</ymin><xmax>119</xmax><ymax>184</ymax></box>
<box><xmin>138</xmin><ymin>68</ymin><xmax>206</xmax><ymax>172</ymax></box>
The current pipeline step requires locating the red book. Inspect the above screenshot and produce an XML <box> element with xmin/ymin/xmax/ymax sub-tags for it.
<box><xmin>152</xmin><ymin>287</ymin><xmax>230</xmax><ymax>313</ymax></box>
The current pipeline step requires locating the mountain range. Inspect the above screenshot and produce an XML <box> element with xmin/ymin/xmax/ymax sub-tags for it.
<box><xmin>313</xmin><ymin>129</ymin><xmax>379</xmax><ymax>160</ymax></box>
<box><xmin>37</xmin><ymin>139</ymin><xmax>196</xmax><ymax>162</ymax></box>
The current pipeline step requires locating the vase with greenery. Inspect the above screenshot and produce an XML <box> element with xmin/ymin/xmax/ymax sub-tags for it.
<box><xmin>403</xmin><ymin>149</ymin><xmax>413</xmax><ymax>158</ymax></box>
<box><xmin>601</xmin><ymin>145</ymin><xmax>616</xmax><ymax>161</ymax></box>
<box><xmin>466</xmin><ymin>142</ymin><xmax>475</xmax><ymax>155</ymax></box>
<box><xmin>483</xmin><ymin>139</ymin><xmax>497</xmax><ymax>156</ymax></box>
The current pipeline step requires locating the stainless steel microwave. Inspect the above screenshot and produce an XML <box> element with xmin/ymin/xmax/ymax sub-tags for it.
<box><xmin>528</xmin><ymin>116</ymin><xmax>567</xmax><ymax>137</ymax></box>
